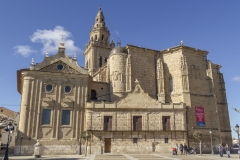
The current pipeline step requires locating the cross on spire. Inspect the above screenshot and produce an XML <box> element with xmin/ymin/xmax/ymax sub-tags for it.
<box><xmin>60</xmin><ymin>33</ymin><xmax>66</xmax><ymax>42</ymax></box>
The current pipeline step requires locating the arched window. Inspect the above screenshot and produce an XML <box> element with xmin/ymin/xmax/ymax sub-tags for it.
<box><xmin>91</xmin><ymin>90</ymin><xmax>97</xmax><ymax>100</ymax></box>
<box><xmin>169</xmin><ymin>76</ymin><xmax>173</xmax><ymax>92</ymax></box>
<box><xmin>95</xmin><ymin>35</ymin><xmax>97</xmax><ymax>40</ymax></box>
<box><xmin>102</xmin><ymin>35</ymin><xmax>104</xmax><ymax>41</ymax></box>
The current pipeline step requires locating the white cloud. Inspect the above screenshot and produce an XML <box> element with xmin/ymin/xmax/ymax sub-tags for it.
<box><xmin>14</xmin><ymin>45</ymin><xmax>36</xmax><ymax>57</ymax></box>
<box><xmin>114</xmin><ymin>30</ymin><xmax>120</xmax><ymax>36</ymax></box>
<box><xmin>30</xmin><ymin>26</ymin><xmax>82</xmax><ymax>56</ymax></box>
<box><xmin>233</xmin><ymin>76</ymin><xmax>240</xmax><ymax>83</ymax></box>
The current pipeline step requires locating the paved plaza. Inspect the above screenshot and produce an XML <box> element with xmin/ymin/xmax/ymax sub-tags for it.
<box><xmin>0</xmin><ymin>153</ymin><xmax>239</xmax><ymax>160</ymax></box>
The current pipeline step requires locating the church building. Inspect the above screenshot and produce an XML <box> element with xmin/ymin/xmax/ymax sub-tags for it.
<box><xmin>15</xmin><ymin>8</ymin><xmax>231</xmax><ymax>155</ymax></box>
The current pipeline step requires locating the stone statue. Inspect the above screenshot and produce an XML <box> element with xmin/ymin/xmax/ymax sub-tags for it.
<box><xmin>34</xmin><ymin>139</ymin><xmax>42</xmax><ymax>158</ymax></box>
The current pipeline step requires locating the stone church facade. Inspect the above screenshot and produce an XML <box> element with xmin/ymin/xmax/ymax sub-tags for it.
<box><xmin>15</xmin><ymin>8</ymin><xmax>231</xmax><ymax>155</ymax></box>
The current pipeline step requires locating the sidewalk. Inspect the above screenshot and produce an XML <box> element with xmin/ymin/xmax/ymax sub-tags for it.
<box><xmin>198</xmin><ymin>153</ymin><xmax>240</xmax><ymax>159</ymax></box>
<box><xmin>0</xmin><ymin>153</ymin><xmax>239</xmax><ymax>160</ymax></box>
<box><xmin>0</xmin><ymin>154</ymin><xmax>91</xmax><ymax>160</ymax></box>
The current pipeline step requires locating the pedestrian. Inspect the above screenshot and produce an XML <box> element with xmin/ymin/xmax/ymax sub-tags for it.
<box><xmin>218</xmin><ymin>144</ymin><xmax>223</xmax><ymax>158</ymax></box>
<box><xmin>172</xmin><ymin>146</ymin><xmax>177</xmax><ymax>155</ymax></box>
<box><xmin>225</xmin><ymin>144</ymin><xmax>230</xmax><ymax>158</ymax></box>
<box><xmin>174</xmin><ymin>143</ymin><xmax>178</xmax><ymax>155</ymax></box>
<box><xmin>183</xmin><ymin>143</ymin><xmax>188</xmax><ymax>155</ymax></box>
<box><xmin>179</xmin><ymin>143</ymin><xmax>183</xmax><ymax>155</ymax></box>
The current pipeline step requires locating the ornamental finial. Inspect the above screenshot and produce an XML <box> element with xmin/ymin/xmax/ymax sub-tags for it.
<box><xmin>46</xmin><ymin>50</ymin><xmax>49</xmax><ymax>57</ymax></box>
<box><xmin>31</xmin><ymin>58</ymin><xmax>34</xmax><ymax>65</ymax></box>
<box><xmin>74</xmin><ymin>53</ymin><xmax>77</xmax><ymax>60</ymax></box>
<box><xmin>180</xmin><ymin>40</ymin><xmax>184</xmax><ymax>46</ymax></box>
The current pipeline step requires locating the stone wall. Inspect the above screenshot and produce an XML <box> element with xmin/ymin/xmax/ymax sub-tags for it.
<box><xmin>88</xmin><ymin>81</ymin><xmax>109</xmax><ymax>101</ymax></box>
<box><xmin>89</xmin><ymin>131</ymin><xmax>186</xmax><ymax>154</ymax></box>
<box><xmin>127</xmin><ymin>46</ymin><xmax>158</xmax><ymax>99</ymax></box>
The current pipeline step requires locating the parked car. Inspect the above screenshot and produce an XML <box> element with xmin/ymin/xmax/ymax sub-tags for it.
<box><xmin>0</xmin><ymin>144</ymin><xmax>8</xmax><ymax>150</ymax></box>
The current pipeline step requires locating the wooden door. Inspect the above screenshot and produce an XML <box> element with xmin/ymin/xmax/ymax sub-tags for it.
<box><xmin>105</xmin><ymin>138</ymin><xmax>111</xmax><ymax>153</ymax></box>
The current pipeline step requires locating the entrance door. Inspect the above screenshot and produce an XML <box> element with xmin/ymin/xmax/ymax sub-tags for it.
<box><xmin>105</xmin><ymin>138</ymin><xmax>111</xmax><ymax>153</ymax></box>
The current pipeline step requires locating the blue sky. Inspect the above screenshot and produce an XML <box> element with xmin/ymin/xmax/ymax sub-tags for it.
<box><xmin>0</xmin><ymin>1</ymin><xmax>240</xmax><ymax>139</ymax></box>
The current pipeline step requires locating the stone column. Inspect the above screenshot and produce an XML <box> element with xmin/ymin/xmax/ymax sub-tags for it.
<box><xmin>27</xmin><ymin>79</ymin><xmax>34</xmax><ymax>137</ymax></box>
<box><xmin>19</xmin><ymin>75</ymin><xmax>31</xmax><ymax>136</ymax></box>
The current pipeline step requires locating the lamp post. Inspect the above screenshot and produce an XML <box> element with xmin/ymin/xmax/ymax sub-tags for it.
<box><xmin>209</xmin><ymin>129</ymin><xmax>214</xmax><ymax>155</ymax></box>
<box><xmin>4</xmin><ymin>122</ymin><xmax>14</xmax><ymax>160</ymax></box>
<box><xmin>235</xmin><ymin>124</ymin><xmax>239</xmax><ymax>147</ymax></box>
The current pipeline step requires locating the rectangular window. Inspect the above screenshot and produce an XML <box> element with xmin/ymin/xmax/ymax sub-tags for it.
<box><xmin>133</xmin><ymin>116</ymin><xmax>142</xmax><ymax>131</ymax></box>
<box><xmin>165</xmin><ymin>138</ymin><xmax>168</xmax><ymax>143</ymax></box>
<box><xmin>99</xmin><ymin>56</ymin><xmax>102</xmax><ymax>67</ymax></box>
<box><xmin>62</xmin><ymin>110</ymin><xmax>70</xmax><ymax>125</ymax></box>
<box><xmin>42</xmin><ymin>109</ymin><xmax>51</xmax><ymax>125</ymax></box>
<box><xmin>104</xmin><ymin>116</ymin><xmax>112</xmax><ymax>130</ymax></box>
<box><xmin>162</xmin><ymin>116</ymin><xmax>170</xmax><ymax>130</ymax></box>
<box><xmin>133</xmin><ymin>138</ymin><xmax>138</xmax><ymax>143</ymax></box>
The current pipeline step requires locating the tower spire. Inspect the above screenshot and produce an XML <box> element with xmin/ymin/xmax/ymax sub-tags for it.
<box><xmin>94</xmin><ymin>7</ymin><xmax>107</xmax><ymax>29</ymax></box>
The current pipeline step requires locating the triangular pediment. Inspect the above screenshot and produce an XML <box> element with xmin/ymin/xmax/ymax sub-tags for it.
<box><xmin>31</xmin><ymin>43</ymin><xmax>88</xmax><ymax>75</ymax></box>
<box><xmin>116</xmin><ymin>79</ymin><xmax>159</xmax><ymax>108</ymax></box>
<box><xmin>39</xmin><ymin>60</ymin><xmax>81</xmax><ymax>74</ymax></box>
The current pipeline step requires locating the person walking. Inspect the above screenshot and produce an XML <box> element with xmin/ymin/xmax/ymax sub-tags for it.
<box><xmin>225</xmin><ymin>144</ymin><xmax>230</xmax><ymax>158</ymax></box>
<box><xmin>183</xmin><ymin>143</ymin><xmax>188</xmax><ymax>155</ymax></box>
<box><xmin>174</xmin><ymin>144</ymin><xmax>178</xmax><ymax>155</ymax></box>
<box><xmin>179</xmin><ymin>143</ymin><xmax>183</xmax><ymax>155</ymax></box>
<box><xmin>218</xmin><ymin>144</ymin><xmax>223</xmax><ymax>158</ymax></box>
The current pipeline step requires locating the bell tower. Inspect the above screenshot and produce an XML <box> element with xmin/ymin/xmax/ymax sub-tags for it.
<box><xmin>84</xmin><ymin>7</ymin><xmax>115</xmax><ymax>76</ymax></box>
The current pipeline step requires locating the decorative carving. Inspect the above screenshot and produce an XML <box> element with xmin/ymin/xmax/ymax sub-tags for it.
<box><xmin>111</xmin><ymin>71</ymin><xmax>122</xmax><ymax>81</ymax></box>
<box><xmin>126</xmin><ymin>54</ymin><xmax>132</xmax><ymax>91</ymax></box>
<box><xmin>39</xmin><ymin>61</ymin><xmax>80</xmax><ymax>74</ymax></box>
<box><xmin>133</xmin><ymin>79</ymin><xmax>144</xmax><ymax>93</ymax></box>
<box><xmin>42</xmin><ymin>97</ymin><xmax>54</xmax><ymax>108</ymax></box>
<box><xmin>61</xmin><ymin>98</ymin><xmax>73</xmax><ymax>107</ymax></box>
<box><xmin>180</xmin><ymin>56</ymin><xmax>189</xmax><ymax>92</ymax></box>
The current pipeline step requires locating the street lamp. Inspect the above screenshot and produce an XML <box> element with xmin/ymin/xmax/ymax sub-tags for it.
<box><xmin>4</xmin><ymin>122</ymin><xmax>15</xmax><ymax>160</ymax></box>
<box><xmin>235</xmin><ymin>124</ymin><xmax>239</xmax><ymax>147</ymax></box>
<box><xmin>209</xmin><ymin>129</ymin><xmax>214</xmax><ymax>155</ymax></box>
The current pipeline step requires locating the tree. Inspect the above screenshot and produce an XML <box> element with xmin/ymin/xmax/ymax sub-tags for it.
<box><xmin>193</xmin><ymin>131</ymin><xmax>204</xmax><ymax>156</ymax></box>
<box><xmin>0</xmin><ymin>113</ymin><xmax>18</xmax><ymax>129</ymax></box>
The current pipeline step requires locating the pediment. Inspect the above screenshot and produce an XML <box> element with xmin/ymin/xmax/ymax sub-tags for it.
<box><xmin>42</xmin><ymin>97</ymin><xmax>54</xmax><ymax>108</ymax></box>
<box><xmin>117</xmin><ymin>79</ymin><xmax>159</xmax><ymax>108</ymax></box>
<box><xmin>61</xmin><ymin>98</ymin><xmax>73</xmax><ymax>107</ymax></box>
<box><xmin>39</xmin><ymin>61</ymin><xmax>81</xmax><ymax>74</ymax></box>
